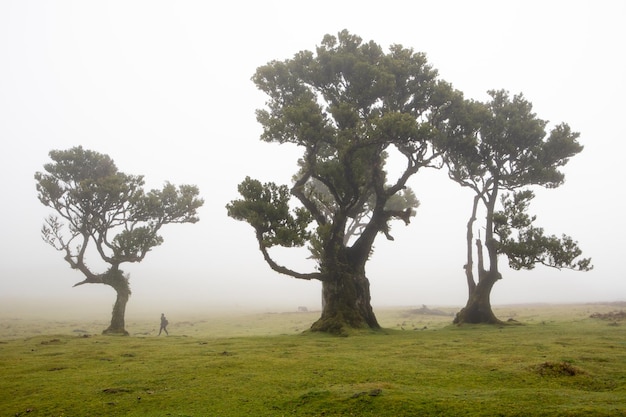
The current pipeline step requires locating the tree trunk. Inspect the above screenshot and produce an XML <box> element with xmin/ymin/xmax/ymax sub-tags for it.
<box><xmin>456</xmin><ymin>186</ymin><xmax>505</xmax><ymax>325</ymax></box>
<box><xmin>310</xmin><ymin>266</ymin><xmax>380</xmax><ymax>335</ymax></box>
<box><xmin>101</xmin><ymin>269</ymin><xmax>131</xmax><ymax>336</ymax></box>
<box><xmin>454</xmin><ymin>270</ymin><xmax>502</xmax><ymax>324</ymax></box>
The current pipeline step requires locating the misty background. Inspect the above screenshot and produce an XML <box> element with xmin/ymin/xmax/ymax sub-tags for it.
<box><xmin>1</xmin><ymin>1</ymin><xmax>624</xmax><ymax>320</ymax></box>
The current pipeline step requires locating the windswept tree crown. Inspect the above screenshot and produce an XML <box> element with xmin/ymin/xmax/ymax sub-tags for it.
<box><xmin>228</xmin><ymin>30</ymin><xmax>458</xmax><ymax>277</ymax></box>
<box><xmin>440</xmin><ymin>89</ymin><xmax>584</xmax><ymax>193</ymax></box>
<box><xmin>35</xmin><ymin>146</ymin><xmax>204</xmax><ymax>280</ymax></box>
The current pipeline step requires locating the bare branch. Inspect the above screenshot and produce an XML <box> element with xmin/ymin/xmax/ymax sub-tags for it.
<box><xmin>257</xmin><ymin>232</ymin><xmax>323</xmax><ymax>281</ymax></box>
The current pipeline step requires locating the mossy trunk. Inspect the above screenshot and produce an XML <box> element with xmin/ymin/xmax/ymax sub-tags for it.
<box><xmin>101</xmin><ymin>269</ymin><xmax>131</xmax><ymax>336</ymax></box>
<box><xmin>311</xmin><ymin>265</ymin><xmax>379</xmax><ymax>335</ymax></box>
<box><xmin>454</xmin><ymin>270</ymin><xmax>502</xmax><ymax>325</ymax></box>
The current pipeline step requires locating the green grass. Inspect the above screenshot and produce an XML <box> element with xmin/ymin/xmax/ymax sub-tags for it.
<box><xmin>1</xmin><ymin>304</ymin><xmax>625</xmax><ymax>416</ymax></box>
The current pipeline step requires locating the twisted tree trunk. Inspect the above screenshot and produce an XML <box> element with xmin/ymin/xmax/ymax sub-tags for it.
<box><xmin>101</xmin><ymin>269</ymin><xmax>131</xmax><ymax>336</ymax></box>
<box><xmin>455</xmin><ymin>187</ymin><xmax>504</xmax><ymax>325</ymax></box>
<box><xmin>72</xmin><ymin>266</ymin><xmax>131</xmax><ymax>335</ymax></box>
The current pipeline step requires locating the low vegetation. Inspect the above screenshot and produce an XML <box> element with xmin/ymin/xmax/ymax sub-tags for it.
<box><xmin>1</xmin><ymin>304</ymin><xmax>624</xmax><ymax>416</ymax></box>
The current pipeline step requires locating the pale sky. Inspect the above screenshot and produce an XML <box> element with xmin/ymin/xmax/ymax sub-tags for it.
<box><xmin>1</xmin><ymin>1</ymin><xmax>624</xmax><ymax>319</ymax></box>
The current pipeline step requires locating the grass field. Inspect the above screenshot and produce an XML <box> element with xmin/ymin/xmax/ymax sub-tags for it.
<box><xmin>1</xmin><ymin>303</ymin><xmax>625</xmax><ymax>416</ymax></box>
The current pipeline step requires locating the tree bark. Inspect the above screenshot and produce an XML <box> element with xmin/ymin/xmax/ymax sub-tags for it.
<box><xmin>453</xmin><ymin>269</ymin><xmax>502</xmax><ymax>324</ymax></box>
<box><xmin>310</xmin><ymin>247</ymin><xmax>379</xmax><ymax>334</ymax></box>
<box><xmin>455</xmin><ymin>184</ymin><xmax>505</xmax><ymax>325</ymax></box>
<box><xmin>101</xmin><ymin>269</ymin><xmax>131</xmax><ymax>336</ymax></box>
<box><xmin>464</xmin><ymin>195</ymin><xmax>480</xmax><ymax>298</ymax></box>
<box><xmin>311</xmin><ymin>270</ymin><xmax>379</xmax><ymax>334</ymax></box>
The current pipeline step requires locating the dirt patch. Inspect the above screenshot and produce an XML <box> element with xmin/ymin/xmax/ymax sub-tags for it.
<box><xmin>351</xmin><ymin>388</ymin><xmax>382</xmax><ymax>398</ymax></box>
<box><xmin>102</xmin><ymin>388</ymin><xmax>132</xmax><ymax>394</ymax></box>
<box><xmin>534</xmin><ymin>361</ymin><xmax>584</xmax><ymax>377</ymax></box>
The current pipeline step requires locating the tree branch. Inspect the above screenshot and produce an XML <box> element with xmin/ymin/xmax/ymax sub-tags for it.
<box><xmin>464</xmin><ymin>194</ymin><xmax>480</xmax><ymax>295</ymax></box>
<box><xmin>257</xmin><ymin>233</ymin><xmax>323</xmax><ymax>281</ymax></box>
<box><xmin>291</xmin><ymin>148</ymin><xmax>328</xmax><ymax>226</ymax></box>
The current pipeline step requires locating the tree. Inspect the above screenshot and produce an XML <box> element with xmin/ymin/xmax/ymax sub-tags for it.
<box><xmin>438</xmin><ymin>90</ymin><xmax>592</xmax><ymax>324</ymax></box>
<box><xmin>35</xmin><ymin>146</ymin><xmax>204</xmax><ymax>335</ymax></box>
<box><xmin>227</xmin><ymin>30</ymin><xmax>455</xmax><ymax>334</ymax></box>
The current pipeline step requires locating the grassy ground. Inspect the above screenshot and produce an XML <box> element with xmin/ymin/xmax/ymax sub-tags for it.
<box><xmin>1</xmin><ymin>304</ymin><xmax>625</xmax><ymax>416</ymax></box>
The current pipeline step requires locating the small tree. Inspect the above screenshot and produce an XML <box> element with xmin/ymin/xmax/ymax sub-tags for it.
<box><xmin>227</xmin><ymin>30</ymin><xmax>454</xmax><ymax>334</ymax></box>
<box><xmin>439</xmin><ymin>90</ymin><xmax>592</xmax><ymax>324</ymax></box>
<box><xmin>35</xmin><ymin>146</ymin><xmax>203</xmax><ymax>335</ymax></box>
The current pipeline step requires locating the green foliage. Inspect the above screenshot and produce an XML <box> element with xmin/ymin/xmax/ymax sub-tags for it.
<box><xmin>112</xmin><ymin>227</ymin><xmax>164</xmax><ymax>260</ymax></box>
<box><xmin>441</xmin><ymin>90</ymin><xmax>584</xmax><ymax>192</ymax></box>
<box><xmin>226</xmin><ymin>177</ymin><xmax>312</xmax><ymax>248</ymax></box>
<box><xmin>35</xmin><ymin>145</ymin><xmax>204</xmax><ymax>272</ymax></box>
<box><xmin>495</xmin><ymin>191</ymin><xmax>593</xmax><ymax>271</ymax></box>
<box><xmin>1</xmin><ymin>306</ymin><xmax>624</xmax><ymax>416</ymax></box>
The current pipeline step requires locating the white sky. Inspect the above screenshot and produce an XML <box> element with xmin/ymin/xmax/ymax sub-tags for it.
<box><xmin>1</xmin><ymin>1</ymin><xmax>624</xmax><ymax>319</ymax></box>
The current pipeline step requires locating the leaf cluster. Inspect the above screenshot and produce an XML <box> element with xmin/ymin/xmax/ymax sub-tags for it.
<box><xmin>494</xmin><ymin>191</ymin><xmax>592</xmax><ymax>271</ymax></box>
<box><xmin>226</xmin><ymin>177</ymin><xmax>312</xmax><ymax>248</ymax></box>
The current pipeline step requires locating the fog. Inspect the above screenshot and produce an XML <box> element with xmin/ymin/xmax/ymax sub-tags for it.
<box><xmin>1</xmin><ymin>1</ymin><xmax>624</xmax><ymax>321</ymax></box>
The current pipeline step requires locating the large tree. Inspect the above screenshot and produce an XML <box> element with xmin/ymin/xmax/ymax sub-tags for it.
<box><xmin>439</xmin><ymin>90</ymin><xmax>592</xmax><ymax>324</ymax></box>
<box><xmin>35</xmin><ymin>146</ymin><xmax>203</xmax><ymax>335</ymax></box>
<box><xmin>227</xmin><ymin>30</ymin><xmax>455</xmax><ymax>334</ymax></box>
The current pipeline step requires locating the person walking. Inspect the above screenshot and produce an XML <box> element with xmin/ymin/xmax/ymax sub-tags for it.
<box><xmin>158</xmin><ymin>313</ymin><xmax>169</xmax><ymax>336</ymax></box>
